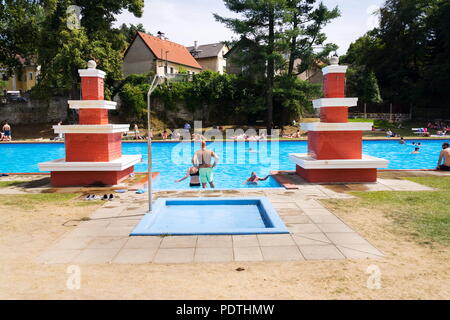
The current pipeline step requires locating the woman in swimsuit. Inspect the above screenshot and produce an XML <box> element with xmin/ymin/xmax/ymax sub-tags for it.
<box><xmin>175</xmin><ymin>166</ymin><xmax>201</xmax><ymax>187</ymax></box>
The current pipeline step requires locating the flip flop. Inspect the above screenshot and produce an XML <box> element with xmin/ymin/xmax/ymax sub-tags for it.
<box><xmin>115</xmin><ymin>189</ymin><xmax>127</xmax><ymax>193</ymax></box>
<box><xmin>84</xmin><ymin>194</ymin><xmax>92</xmax><ymax>201</ymax></box>
<box><xmin>101</xmin><ymin>194</ymin><xmax>108</xmax><ymax>201</ymax></box>
<box><xmin>108</xmin><ymin>194</ymin><xmax>114</xmax><ymax>201</ymax></box>
<box><xmin>135</xmin><ymin>189</ymin><xmax>146</xmax><ymax>194</ymax></box>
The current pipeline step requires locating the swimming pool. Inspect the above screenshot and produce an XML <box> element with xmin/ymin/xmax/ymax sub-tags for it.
<box><xmin>131</xmin><ymin>197</ymin><xmax>289</xmax><ymax>235</ymax></box>
<box><xmin>0</xmin><ymin>139</ymin><xmax>447</xmax><ymax>189</ymax></box>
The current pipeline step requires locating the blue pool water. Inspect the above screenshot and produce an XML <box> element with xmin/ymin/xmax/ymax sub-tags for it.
<box><xmin>0</xmin><ymin>139</ymin><xmax>447</xmax><ymax>190</ymax></box>
<box><xmin>130</xmin><ymin>197</ymin><xmax>289</xmax><ymax>235</ymax></box>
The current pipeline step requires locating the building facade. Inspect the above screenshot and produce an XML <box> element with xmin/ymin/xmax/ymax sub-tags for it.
<box><xmin>187</xmin><ymin>42</ymin><xmax>228</xmax><ymax>74</ymax></box>
<box><xmin>1</xmin><ymin>56</ymin><xmax>39</xmax><ymax>92</ymax></box>
<box><xmin>123</xmin><ymin>32</ymin><xmax>202</xmax><ymax>77</ymax></box>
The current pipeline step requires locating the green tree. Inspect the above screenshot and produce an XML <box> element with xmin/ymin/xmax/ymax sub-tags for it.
<box><xmin>215</xmin><ymin>0</ymin><xmax>338</xmax><ymax>128</ymax></box>
<box><xmin>38</xmin><ymin>0</ymin><xmax>144</xmax><ymax>98</ymax></box>
<box><xmin>0</xmin><ymin>79</ymin><xmax>7</xmax><ymax>93</ymax></box>
<box><xmin>273</xmin><ymin>74</ymin><xmax>321</xmax><ymax>123</ymax></box>
<box><xmin>119</xmin><ymin>23</ymin><xmax>147</xmax><ymax>44</ymax></box>
<box><xmin>346</xmin><ymin>66</ymin><xmax>382</xmax><ymax>104</ymax></box>
<box><xmin>215</xmin><ymin>0</ymin><xmax>287</xmax><ymax>129</ymax></box>
<box><xmin>422</xmin><ymin>0</ymin><xmax>450</xmax><ymax>105</ymax></box>
<box><xmin>343</xmin><ymin>0</ymin><xmax>441</xmax><ymax>107</ymax></box>
<box><xmin>284</xmin><ymin>0</ymin><xmax>340</xmax><ymax>76</ymax></box>
<box><xmin>1</xmin><ymin>0</ymin><xmax>144</xmax><ymax>99</ymax></box>
<box><xmin>0</xmin><ymin>0</ymin><xmax>43</xmax><ymax>75</ymax></box>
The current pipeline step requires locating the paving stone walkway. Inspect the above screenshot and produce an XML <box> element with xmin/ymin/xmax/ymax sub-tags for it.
<box><xmin>35</xmin><ymin>177</ymin><xmax>434</xmax><ymax>264</ymax></box>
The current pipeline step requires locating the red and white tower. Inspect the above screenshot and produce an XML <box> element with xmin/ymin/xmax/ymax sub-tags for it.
<box><xmin>39</xmin><ymin>60</ymin><xmax>141</xmax><ymax>186</ymax></box>
<box><xmin>289</xmin><ymin>56</ymin><xmax>388</xmax><ymax>183</ymax></box>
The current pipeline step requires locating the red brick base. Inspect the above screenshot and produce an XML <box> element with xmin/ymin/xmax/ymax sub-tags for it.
<box><xmin>65</xmin><ymin>133</ymin><xmax>122</xmax><ymax>162</ymax></box>
<box><xmin>296</xmin><ymin>165</ymin><xmax>377</xmax><ymax>183</ymax></box>
<box><xmin>50</xmin><ymin>166</ymin><xmax>134</xmax><ymax>187</ymax></box>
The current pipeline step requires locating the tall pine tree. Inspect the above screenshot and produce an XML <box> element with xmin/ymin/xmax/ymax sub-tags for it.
<box><xmin>215</xmin><ymin>0</ymin><xmax>339</xmax><ymax>128</ymax></box>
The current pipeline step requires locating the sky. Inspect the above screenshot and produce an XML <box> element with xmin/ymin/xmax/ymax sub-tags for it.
<box><xmin>115</xmin><ymin>0</ymin><xmax>386</xmax><ymax>55</ymax></box>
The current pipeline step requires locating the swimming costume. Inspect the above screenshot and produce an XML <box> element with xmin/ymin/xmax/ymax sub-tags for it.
<box><xmin>4</xmin><ymin>130</ymin><xmax>10</xmax><ymax>136</ymax></box>
<box><xmin>189</xmin><ymin>183</ymin><xmax>201</xmax><ymax>187</ymax></box>
<box><xmin>190</xmin><ymin>170</ymin><xmax>199</xmax><ymax>176</ymax></box>
<box><xmin>199</xmin><ymin>167</ymin><xmax>214</xmax><ymax>184</ymax></box>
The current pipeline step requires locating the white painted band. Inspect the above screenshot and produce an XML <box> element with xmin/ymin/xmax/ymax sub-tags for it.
<box><xmin>78</xmin><ymin>69</ymin><xmax>106</xmax><ymax>79</ymax></box>
<box><xmin>300</xmin><ymin>122</ymin><xmax>373</xmax><ymax>131</ymax></box>
<box><xmin>53</xmin><ymin>124</ymin><xmax>130</xmax><ymax>134</ymax></box>
<box><xmin>38</xmin><ymin>155</ymin><xmax>142</xmax><ymax>172</ymax></box>
<box><xmin>68</xmin><ymin>100</ymin><xmax>117</xmax><ymax>110</ymax></box>
<box><xmin>313</xmin><ymin>98</ymin><xmax>358</xmax><ymax>108</ymax></box>
<box><xmin>289</xmin><ymin>153</ymin><xmax>389</xmax><ymax>169</ymax></box>
<box><xmin>322</xmin><ymin>65</ymin><xmax>348</xmax><ymax>75</ymax></box>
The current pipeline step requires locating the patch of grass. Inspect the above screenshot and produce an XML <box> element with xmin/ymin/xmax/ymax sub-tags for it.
<box><xmin>0</xmin><ymin>193</ymin><xmax>102</xmax><ymax>210</ymax></box>
<box><xmin>348</xmin><ymin>118</ymin><xmax>374</xmax><ymax>123</ymax></box>
<box><xmin>0</xmin><ymin>181</ymin><xmax>24</xmax><ymax>188</ymax></box>
<box><xmin>323</xmin><ymin>177</ymin><xmax>450</xmax><ymax>245</ymax></box>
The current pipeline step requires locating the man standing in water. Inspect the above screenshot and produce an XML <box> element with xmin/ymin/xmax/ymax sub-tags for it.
<box><xmin>192</xmin><ymin>141</ymin><xmax>219</xmax><ymax>188</ymax></box>
<box><xmin>437</xmin><ymin>142</ymin><xmax>450</xmax><ymax>171</ymax></box>
<box><xmin>2</xmin><ymin>121</ymin><xmax>11</xmax><ymax>141</ymax></box>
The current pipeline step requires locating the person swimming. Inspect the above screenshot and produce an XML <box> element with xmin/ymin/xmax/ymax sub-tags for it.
<box><xmin>399</xmin><ymin>137</ymin><xmax>405</xmax><ymax>144</ymax></box>
<box><xmin>175</xmin><ymin>166</ymin><xmax>201</xmax><ymax>187</ymax></box>
<box><xmin>411</xmin><ymin>147</ymin><xmax>420</xmax><ymax>154</ymax></box>
<box><xmin>243</xmin><ymin>172</ymin><xmax>270</xmax><ymax>184</ymax></box>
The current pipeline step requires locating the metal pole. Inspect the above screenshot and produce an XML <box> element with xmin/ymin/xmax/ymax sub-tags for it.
<box><xmin>146</xmin><ymin>75</ymin><xmax>158</xmax><ymax>213</ymax></box>
<box><xmin>147</xmin><ymin>91</ymin><xmax>152</xmax><ymax>213</ymax></box>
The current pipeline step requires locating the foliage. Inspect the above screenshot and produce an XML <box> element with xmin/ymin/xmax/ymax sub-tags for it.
<box><xmin>118</xmin><ymin>70</ymin><xmax>320</xmax><ymax>125</ymax></box>
<box><xmin>342</xmin><ymin>0</ymin><xmax>450</xmax><ymax>110</ymax></box>
<box><xmin>215</xmin><ymin>0</ymin><xmax>339</xmax><ymax>127</ymax></box>
<box><xmin>0</xmin><ymin>0</ymin><xmax>144</xmax><ymax>98</ymax></box>
<box><xmin>282</xmin><ymin>0</ymin><xmax>340</xmax><ymax>75</ymax></box>
<box><xmin>346</xmin><ymin>65</ymin><xmax>382</xmax><ymax>104</ymax></box>
<box><xmin>116</xmin><ymin>73</ymin><xmax>150</xmax><ymax>122</ymax></box>
<box><xmin>0</xmin><ymin>80</ymin><xmax>7</xmax><ymax>92</ymax></box>
<box><xmin>0</xmin><ymin>0</ymin><xmax>43</xmax><ymax>75</ymax></box>
<box><xmin>273</xmin><ymin>74</ymin><xmax>320</xmax><ymax>120</ymax></box>
<box><xmin>118</xmin><ymin>23</ymin><xmax>147</xmax><ymax>44</ymax></box>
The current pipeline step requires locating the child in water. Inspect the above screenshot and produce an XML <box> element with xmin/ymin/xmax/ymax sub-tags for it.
<box><xmin>243</xmin><ymin>172</ymin><xmax>270</xmax><ymax>184</ymax></box>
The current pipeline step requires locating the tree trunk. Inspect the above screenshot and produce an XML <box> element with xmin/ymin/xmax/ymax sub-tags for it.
<box><xmin>266</xmin><ymin>8</ymin><xmax>275</xmax><ymax>131</ymax></box>
<box><xmin>70</xmin><ymin>68</ymin><xmax>80</xmax><ymax>100</ymax></box>
<box><xmin>288</xmin><ymin>13</ymin><xmax>299</xmax><ymax>76</ymax></box>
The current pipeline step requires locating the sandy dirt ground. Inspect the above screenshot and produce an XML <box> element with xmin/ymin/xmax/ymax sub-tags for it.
<box><xmin>0</xmin><ymin>193</ymin><xmax>449</xmax><ymax>300</ymax></box>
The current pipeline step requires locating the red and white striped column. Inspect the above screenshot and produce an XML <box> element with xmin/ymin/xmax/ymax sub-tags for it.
<box><xmin>289</xmin><ymin>56</ymin><xmax>388</xmax><ymax>183</ymax></box>
<box><xmin>39</xmin><ymin>60</ymin><xmax>141</xmax><ymax>186</ymax></box>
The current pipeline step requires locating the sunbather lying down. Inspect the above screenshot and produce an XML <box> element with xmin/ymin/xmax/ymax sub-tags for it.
<box><xmin>243</xmin><ymin>172</ymin><xmax>270</xmax><ymax>185</ymax></box>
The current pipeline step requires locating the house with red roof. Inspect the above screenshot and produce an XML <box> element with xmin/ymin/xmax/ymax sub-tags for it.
<box><xmin>123</xmin><ymin>32</ymin><xmax>202</xmax><ymax>77</ymax></box>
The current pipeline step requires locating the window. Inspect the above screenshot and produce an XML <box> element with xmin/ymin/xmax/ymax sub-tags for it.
<box><xmin>29</xmin><ymin>72</ymin><xmax>33</xmax><ymax>80</ymax></box>
<box><xmin>170</xmin><ymin>67</ymin><xmax>174</xmax><ymax>74</ymax></box>
<box><xmin>164</xmin><ymin>65</ymin><xmax>168</xmax><ymax>74</ymax></box>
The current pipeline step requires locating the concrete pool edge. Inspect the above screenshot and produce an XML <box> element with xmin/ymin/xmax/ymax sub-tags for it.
<box><xmin>129</xmin><ymin>197</ymin><xmax>289</xmax><ymax>236</ymax></box>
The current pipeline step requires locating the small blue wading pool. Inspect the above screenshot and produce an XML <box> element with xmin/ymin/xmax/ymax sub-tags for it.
<box><xmin>130</xmin><ymin>197</ymin><xmax>289</xmax><ymax>236</ymax></box>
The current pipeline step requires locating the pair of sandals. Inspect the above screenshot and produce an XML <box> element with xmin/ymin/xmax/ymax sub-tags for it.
<box><xmin>0</xmin><ymin>174</ymin><xmax>9</xmax><ymax>177</ymax></box>
<box><xmin>84</xmin><ymin>194</ymin><xmax>114</xmax><ymax>201</ymax></box>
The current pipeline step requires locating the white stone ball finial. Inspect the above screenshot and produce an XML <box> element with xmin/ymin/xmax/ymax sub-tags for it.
<box><xmin>330</xmin><ymin>55</ymin><xmax>339</xmax><ymax>66</ymax></box>
<box><xmin>87</xmin><ymin>60</ymin><xmax>97</xmax><ymax>69</ymax></box>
